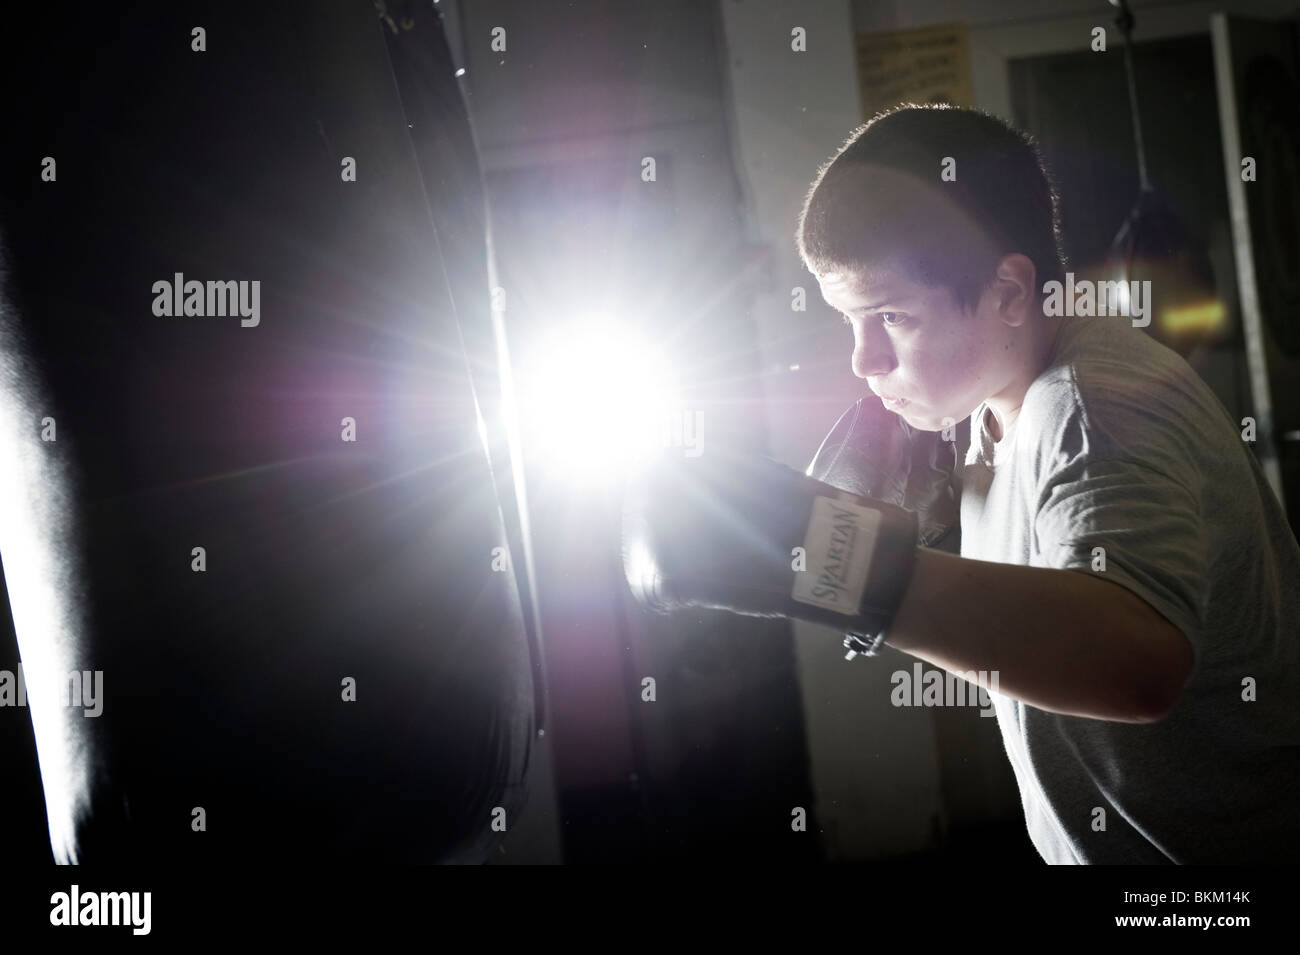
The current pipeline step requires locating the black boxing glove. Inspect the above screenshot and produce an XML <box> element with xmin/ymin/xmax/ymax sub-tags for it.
<box><xmin>807</xmin><ymin>395</ymin><xmax>964</xmax><ymax>555</ymax></box>
<box><xmin>622</xmin><ymin>448</ymin><xmax>920</xmax><ymax>641</ymax></box>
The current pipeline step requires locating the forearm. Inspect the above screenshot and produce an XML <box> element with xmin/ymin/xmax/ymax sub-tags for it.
<box><xmin>885</xmin><ymin>547</ymin><xmax>1191</xmax><ymax>722</ymax></box>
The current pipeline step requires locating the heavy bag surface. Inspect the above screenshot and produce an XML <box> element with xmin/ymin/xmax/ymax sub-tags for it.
<box><xmin>0</xmin><ymin>0</ymin><xmax>534</xmax><ymax>861</ymax></box>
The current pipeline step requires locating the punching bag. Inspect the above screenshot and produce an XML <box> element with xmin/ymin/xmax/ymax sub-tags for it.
<box><xmin>0</xmin><ymin>0</ymin><xmax>538</xmax><ymax>862</ymax></box>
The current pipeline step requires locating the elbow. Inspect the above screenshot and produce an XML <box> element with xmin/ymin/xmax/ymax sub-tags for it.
<box><xmin>1130</xmin><ymin>683</ymin><xmax>1180</xmax><ymax>724</ymax></box>
<box><xmin>1129</xmin><ymin>625</ymin><xmax>1194</xmax><ymax>724</ymax></box>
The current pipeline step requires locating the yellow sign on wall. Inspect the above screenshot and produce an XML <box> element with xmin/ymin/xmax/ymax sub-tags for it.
<box><xmin>855</xmin><ymin>22</ymin><xmax>974</xmax><ymax>119</ymax></box>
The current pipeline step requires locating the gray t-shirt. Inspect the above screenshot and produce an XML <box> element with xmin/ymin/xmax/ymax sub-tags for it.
<box><xmin>959</xmin><ymin>315</ymin><xmax>1300</xmax><ymax>863</ymax></box>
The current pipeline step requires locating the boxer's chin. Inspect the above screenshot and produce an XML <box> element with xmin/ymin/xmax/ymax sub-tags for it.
<box><xmin>899</xmin><ymin>406</ymin><xmax>940</xmax><ymax>432</ymax></box>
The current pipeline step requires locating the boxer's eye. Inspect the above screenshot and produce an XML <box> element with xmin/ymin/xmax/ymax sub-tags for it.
<box><xmin>841</xmin><ymin>310</ymin><xmax>907</xmax><ymax>327</ymax></box>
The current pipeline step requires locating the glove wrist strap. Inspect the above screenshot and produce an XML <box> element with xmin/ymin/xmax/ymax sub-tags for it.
<box><xmin>790</xmin><ymin>486</ymin><xmax>919</xmax><ymax>649</ymax></box>
<box><xmin>856</xmin><ymin>500</ymin><xmax>918</xmax><ymax>619</ymax></box>
<box><xmin>846</xmin><ymin>501</ymin><xmax>917</xmax><ymax>658</ymax></box>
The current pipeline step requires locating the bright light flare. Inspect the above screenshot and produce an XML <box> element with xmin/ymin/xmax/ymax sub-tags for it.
<box><xmin>519</xmin><ymin>318</ymin><xmax>682</xmax><ymax>483</ymax></box>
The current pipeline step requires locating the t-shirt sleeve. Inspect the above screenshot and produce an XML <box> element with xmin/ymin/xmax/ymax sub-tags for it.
<box><xmin>1033</xmin><ymin>434</ymin><xmax>1208</xmax><ymax>673</ymax></box>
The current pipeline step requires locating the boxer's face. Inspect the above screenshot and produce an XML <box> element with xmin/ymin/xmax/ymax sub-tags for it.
<box><xmin>816</xmin><ymin>259</ymin><xmax>1030</xmax><ymax>433</ymax></box>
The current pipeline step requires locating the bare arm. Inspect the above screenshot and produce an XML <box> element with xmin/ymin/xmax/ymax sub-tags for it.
<box><xmin>885</xmin><ymin>547</ymin><xmax>1194</xmax><ymax>723</ymax></box>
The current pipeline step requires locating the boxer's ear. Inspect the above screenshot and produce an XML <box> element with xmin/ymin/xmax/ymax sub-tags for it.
<box><xmin>991</xmin><ymin>253</ymin><xmax>1038</xmax><ymax>327</ymax></box>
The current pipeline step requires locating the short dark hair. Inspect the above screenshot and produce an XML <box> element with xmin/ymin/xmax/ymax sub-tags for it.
<box><xmin>795</xmin><ymin>103</ymin><xmax>1067</xmax><ymax>314</ymax></box>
